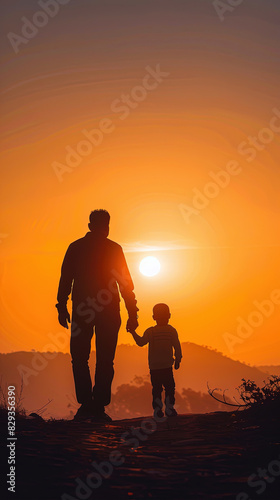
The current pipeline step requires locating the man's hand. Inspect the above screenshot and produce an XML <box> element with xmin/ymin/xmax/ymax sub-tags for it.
<box><xmin>58</xmin><ymin>309</ymin><xmax>71</xmax><ymax>329</ymax></box>
<box><xmin>126</xmin><ymin>316</ymin><xmax>138</xmax><ymax>333</ymax></box>
<box><xmin>174</xmin><ymin>359</ymin><xmax>181</xmax><ymax>370</ymax></box>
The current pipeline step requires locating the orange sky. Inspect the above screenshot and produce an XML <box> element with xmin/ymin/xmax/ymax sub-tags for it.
<box><xmin>0</xmin><ymin>0</ymin><xmax>280</xmax><ymax>365</ymax></box>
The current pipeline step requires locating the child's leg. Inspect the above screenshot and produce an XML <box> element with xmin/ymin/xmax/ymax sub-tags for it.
<box><xmin>163</xmin><ymin>368</ymin><xmax>176</xmax><ymax>414</ymax></box>
<box><xmin>150</xmin><ymin>369</ymin><xmax>163</xmax><ymax>411</ymax></box>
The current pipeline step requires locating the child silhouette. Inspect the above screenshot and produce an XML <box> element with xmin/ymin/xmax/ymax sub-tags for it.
<box><xmin>128</xmin><ymin>303</ymin><xmax>182</xmax><ymax>418</ymax></box>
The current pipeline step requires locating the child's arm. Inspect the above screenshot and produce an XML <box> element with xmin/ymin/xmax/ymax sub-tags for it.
<box><xmin>129</xmin><ymin>330</ymin><xmax>149</xmax><ymax>347</ymax></box>
<box><xmin>172</xmin><ymin>330</ymin><xmax>182</xmax><ymax>369</ymax></box>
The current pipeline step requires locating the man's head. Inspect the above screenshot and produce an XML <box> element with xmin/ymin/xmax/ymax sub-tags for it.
<box><xmin>152</xmin><ymin>303</ymin><xmax>171</xmax><ymax>325</ymax></box>
<box><xmin>88</xmin><ymin>209</ymin><xmax>110</xmax><ymax>236</ymax></box>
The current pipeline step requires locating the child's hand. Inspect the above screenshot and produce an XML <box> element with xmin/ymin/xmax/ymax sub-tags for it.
<box><xmin>174</xmin><ymin>360</ymin><xmax>180</xmax><ymax>370</ymax></box>
<box><xmin>126</xmin><ymin>316</ymin><xmax>138</xmax><ymax>333</ymax></box>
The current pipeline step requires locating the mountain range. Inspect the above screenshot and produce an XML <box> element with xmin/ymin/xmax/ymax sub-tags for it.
<box><xmin>0</xmin><ymin>343</ymin><xmax>277</xmax><ymax>419</ymax></box>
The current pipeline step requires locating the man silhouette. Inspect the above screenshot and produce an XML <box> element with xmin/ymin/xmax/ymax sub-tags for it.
<box><xmin>56</xmin><ymin>210</ymin><xmax>138</xmax><ymax>421</ymax></box>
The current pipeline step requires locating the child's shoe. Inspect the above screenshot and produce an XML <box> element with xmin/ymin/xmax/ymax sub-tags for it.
<box><xmin>165</xmin><ymin>407</ymin><xmax>178</xmax><ymax>417</ymax></box>
<box><xmin>153</xmin><ymin>408</ymin><xmax>165</xmax><ymax>419</ymax></box>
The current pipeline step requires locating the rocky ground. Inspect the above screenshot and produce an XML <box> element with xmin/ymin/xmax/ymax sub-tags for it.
<box><xmin>1</xmin><ymin>408</ymin><xmax>279</xmax><ymax>500</ymax></box>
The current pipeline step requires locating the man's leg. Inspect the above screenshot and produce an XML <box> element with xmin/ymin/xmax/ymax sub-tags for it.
<box><xmin>163</xmin><ymin>367</ymin><xmax>176</xmax><ymax>416</ymax></box>
<box><xmin>150</xmin><ymin>369</ymin><xmax>163</xmax><ymax>412</ymax></box>
<box><xmin>70</xmin><ymin>313</ymin><xmax>94</xmax><ymax>406</ymax></box>
<box><xmin>93</xmin><ymin>308</ymin><xmax>121</xmax><ymax>412</ymax></box>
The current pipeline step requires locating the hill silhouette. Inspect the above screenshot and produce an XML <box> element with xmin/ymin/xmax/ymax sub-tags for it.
<box><xmin>258</xmin><ymin>365</ymin><xmax>280</xmax><ymax>376</ymax></box>
<box><xmin>0</xmin><ymin>343</ymin><xmax>269</xmax><ymax>419</ymax></box>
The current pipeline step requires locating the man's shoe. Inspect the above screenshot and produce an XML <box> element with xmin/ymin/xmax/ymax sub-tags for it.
<box><xmin>165</xmin><ymin>407</ymin><xmax>178</xmax><ymax>417</ymax></box>
<box><xmin>92</xmin><ymin>410</ymin><xmax>112</xmax><ymax>422</ymax></box>
<box><xmin>74</xmin><ymin>402</ymin><xmax>95</xmax><ymax>421</ymax></box>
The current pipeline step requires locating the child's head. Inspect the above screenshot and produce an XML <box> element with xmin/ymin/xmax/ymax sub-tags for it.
<box><xmin>152</xmin><ymin>303</ymin><xmax>171</xmax><ymax>325</ymax></box>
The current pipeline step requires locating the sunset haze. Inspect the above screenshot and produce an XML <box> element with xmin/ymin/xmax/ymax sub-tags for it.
<box><xmin>1</xmin><ymin>0</ymin><xmax>280</xmax><ymax>366</ymax></box>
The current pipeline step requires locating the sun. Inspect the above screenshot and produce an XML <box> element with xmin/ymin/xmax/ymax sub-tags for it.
<box><xmin>139</xmin><ymin>256</ymin><xmax>161</xmax><ymax>277</ymax></box>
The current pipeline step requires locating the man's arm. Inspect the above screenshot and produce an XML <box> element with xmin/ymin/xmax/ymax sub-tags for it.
<box><xmin>56</xmin><ymin>244</ymin><xmax>75</xmax><ymax>328</ymax></box>
<box><xmin>115</xmin><ymin>247</ymin><xmax>139</xmax><ymax>331</ymax></box>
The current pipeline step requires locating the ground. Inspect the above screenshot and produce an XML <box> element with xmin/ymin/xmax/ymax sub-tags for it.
<box><xmin>1</xmin><ymin>409</ymin><xmax>279</xmax><ymax>500</ymax></box>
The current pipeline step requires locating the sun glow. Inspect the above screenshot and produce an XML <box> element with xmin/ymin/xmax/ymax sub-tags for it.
<box><xmin>139</xmin><ymin>256</ymin><xmax>161</xmax><ymax>277</ymax></box>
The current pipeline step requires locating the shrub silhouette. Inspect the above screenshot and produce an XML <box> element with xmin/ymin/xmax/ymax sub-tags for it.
<box><xmin>238</xmin><ymin>375</ymin><xmax>280</xmax><ymax>409</ymax></box>
<box><xmin>0</xmin><ymin>379</ymin><xmax>25</xmax><ymax>417</ymax></box>
<box><xmin>208</xmin><ymin>375</ymin><xmax>280</xmax><ymax>412</ymax></box>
